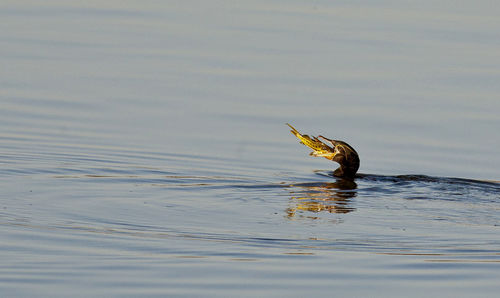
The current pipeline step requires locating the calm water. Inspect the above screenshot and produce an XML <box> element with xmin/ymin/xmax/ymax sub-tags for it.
<box><xmin>1</xmin><ymin>1</ymin><xmax>500</xmax><ymax>297</ymax></box>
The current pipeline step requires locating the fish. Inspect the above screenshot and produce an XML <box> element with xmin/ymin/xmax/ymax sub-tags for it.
<box><xmin>287</xmin><ymin>123</ymin><xmax>360</xmax><ymax>178</ymax></box>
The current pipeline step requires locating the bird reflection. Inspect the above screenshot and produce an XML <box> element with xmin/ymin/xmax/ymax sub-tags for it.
<box><xmin>286</xmin><ymin>179</ymin><xmax>357</xmax><ymax>218</ymax></box>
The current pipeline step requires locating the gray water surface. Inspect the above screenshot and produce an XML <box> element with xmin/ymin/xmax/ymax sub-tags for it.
<box><xmin>1</xmin><ymin>1</ymin><xmax>500</xmax><ymax>297</ymax></box>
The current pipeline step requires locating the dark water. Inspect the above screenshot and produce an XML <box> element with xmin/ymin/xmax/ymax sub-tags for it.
<box><xmin>1</xmin><ymin>1</ymin><xmax>500</xmax><ymax>297</ymax></box>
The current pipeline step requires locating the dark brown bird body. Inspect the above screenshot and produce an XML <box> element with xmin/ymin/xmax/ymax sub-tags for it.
<box><xmin>320</xmin><ymin>137</ymin><xmax>359</xmax><ymax>178</ymax></box>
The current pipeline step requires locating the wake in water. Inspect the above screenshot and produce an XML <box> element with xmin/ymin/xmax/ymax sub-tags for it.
<box><xmin>285</xmin><ymin>170</ymin><xmax>500</xmax><ymax>220</ymax></box>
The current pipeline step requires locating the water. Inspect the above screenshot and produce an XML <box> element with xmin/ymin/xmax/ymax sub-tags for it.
<box><xmin>1</xmin><ymin>1</ymin><xmax>500</xmax><ymax>297</ymax></box>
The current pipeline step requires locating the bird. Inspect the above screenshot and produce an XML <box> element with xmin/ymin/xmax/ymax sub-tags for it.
<box><xmin>287</xmin><ymin>123</ymin><xmax>360</xmax><ymax>179</ymax></box>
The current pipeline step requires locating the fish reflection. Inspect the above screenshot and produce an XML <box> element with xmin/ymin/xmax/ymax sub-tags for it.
<box><xmin>286</xmin><ymin>179</ymin><xmax>357</xmax><ymax>218</ymax></box>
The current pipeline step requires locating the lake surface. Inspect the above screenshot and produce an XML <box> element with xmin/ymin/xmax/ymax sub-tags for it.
<box><xmin>1</xmin><ymin>1</ymin><xmax>500</xmax><ymax>297</ymax></box>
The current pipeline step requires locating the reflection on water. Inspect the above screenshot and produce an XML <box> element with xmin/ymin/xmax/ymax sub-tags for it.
<box><xmin>286</xmin><ymin>179</ymin><xmax>357</xmax><ymax>218</ymax></box>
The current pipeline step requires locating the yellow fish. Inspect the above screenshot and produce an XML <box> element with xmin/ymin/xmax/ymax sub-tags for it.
<box><xmin>287</xmin><ymin>123</ymin><xmax>360</xmax><ymax>178</ymax></box>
